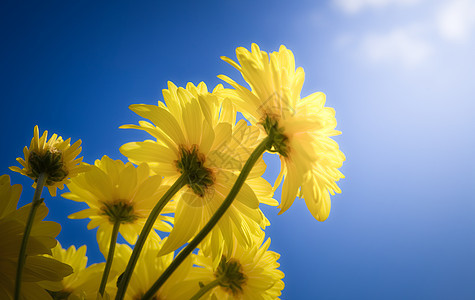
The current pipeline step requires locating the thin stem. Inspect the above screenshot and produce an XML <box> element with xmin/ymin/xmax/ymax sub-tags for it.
<box><xmin>98</xmin><ymin>220</ymin><xmax>121</xmax><ymax>296</ymax></box>
<box><xmin>15</xmin><ymin>173</ymin><xmax>47</xmax><ymax>300</ymax></box>
<box><xmin>189</xmin><ymin>279</ymin><xmax>220</xmax><ymax>300</ymax></box>
<box><xmin>141</xmin><ymin>137</ymin><xmax>270</xmax><ymax>300</ymax></box>
<box><xmin>115</xmin><ymin>174</ymin><xmax>187</xmax><ymax>300</ymax></box>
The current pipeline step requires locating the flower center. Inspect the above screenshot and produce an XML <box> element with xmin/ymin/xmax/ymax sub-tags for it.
<box><xmin>47</xmin><ymin>290</ymin><xmax>72</xmax><ymax>300</ymax></box>
<box><xmin>175</xmin><ymin>145</ymin><xmax>215</xmax><ymax>197</ymax></box>
<box><xmin>27</xmin><ymin>149</ymin><xmax>69</xmax><ymax>184</ymax></box>
<box><xmin>262</xmin><ymin>115</ymin><xmax>290</xmax><ymax>157</ymax></box>
<box><xmin>100</xmin><ymin>201</ymin><xmax>138</xmax><ymax>224</ymax></box>
<box><xmin>134</xmin><ymin>294</ymin><xmax>159</xmax><ymax>300</ymax></box>
<box><xmin>215</xmin><ymin>256</ymin><xmax>247</xmax><ymax>295</ymax></box>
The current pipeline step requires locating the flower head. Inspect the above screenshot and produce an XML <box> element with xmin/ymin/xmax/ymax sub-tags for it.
<box><xmin>120</xmin><ymin>81</ymin><xmax>274</xmax><ymax>256</ymax></box>
<box><xmin>0</xmin><ymin>175</ymin><xmax>73</xmax><ymax>299</ymax></box>
<box><xmin>188</xmin><ymin>232</ymin><xmax>284</xmax><ymax>299</ymax></box>
<box><xmin>39</xmin><ymin>243</ymin><xmax>105</xmax><ymax>300</ymax></box>
<box><xmin>10</xmin><ymin>125</ymin><xmax>84</xmax><ymax>196</ymax></box>
<box><xmin>219</xmin><ymin>44</ymin><xmax>345</xmax><ymax>221</ymax></box>
<box><xmin>63</xmin><ymin>155</ymin><xmax>175</xmax><ymax>245</ymax></box>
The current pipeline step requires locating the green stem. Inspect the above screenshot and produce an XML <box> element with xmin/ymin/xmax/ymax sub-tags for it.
<box><xmin>141</xmin><ymin>137</ymin><xmax>270</xmax><ymax>300</ymax></box>
<box><xmin>15</xmin><ymin>173</ymin><xmax>47</xmax><ymax>300</ymax></box>
<box><xmin>115</xmin><ymin>174</ymin><xmax>187</xmax><ymax>300</ymax></box>
<box><xmin>98</xmin><ymin>220</ymin><xmax>121</xmax><ymax>296</ymax></box>
<box><xmin>189</xmin><ymin>279</ymin><xmax>220</xmax><ymax>300</ymax></box>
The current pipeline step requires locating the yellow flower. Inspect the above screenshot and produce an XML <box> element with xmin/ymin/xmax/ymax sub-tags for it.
<box><xmin>219</xmin><ymin>44</ymin><xmax>345</xmax><ymax>221</ymax></box>
<box><xmin>0</xmin><ymin>175</ymin><xmax>73</xmax><ymax>299</ymax></box>
<box><xmin>188</xmin><ymin>231</ymin><xmax>284</xmax><ymax>300</ymax></box>
<box><xmin>120</xmin><ymin>81</ymin><xmax>274</xmax><ymax>257</ymax></box>
<box><xmin>10</xmin><ymin>125</ymin><xmax>84</xmax><ymax>196</ymax></box>
<box><xmin>106</xmin><ymin>241</ymin><xmax>195</xmax><ymax>299</ymax></box>
<box><xmin>63</xmin><ymin>155</ymin><xmax>175</xmax><ymax>245</ymax></box>
<box><xmin>39</xmin><ymin>243</ymin><xmax>105</xmax><ymax>300</ymax></box>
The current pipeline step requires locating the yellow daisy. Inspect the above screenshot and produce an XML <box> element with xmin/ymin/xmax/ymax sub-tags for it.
<box><xmin>187</xmin><ymin>231</ymin><xmax>284</xmax><ymax>300</ymax></box>
<box><xmin>39</xmin><ymin>243</ymin><xmax>105</xmax><ymax>300</ymax></box>
<box><xmin>106</xmin><ymin>241</ymin><xmax>195</xmax><ymax>300</ymax></box>
<box><xmin>120</xmin><ymin>81</ymin><xmax>274</xmax><ymax>257</ymax></box>
<box><xmin>0</xmin><ymin>175</ymin><xmax>73</xmax><ymax>299</ymax></box>
<box><xmin>63</xmin><ymin>155</ymin><xmax>175</xmax><ymax>245</ymax></box>
<box><xmin>219</xmin><ymin>44</ymin><xmax>345</xmax><ymax>221</ymax></box>
<box><xmin>10</xmin><ymin>125</ymin><xmax>84</xmax><ymax>196</ymax></box>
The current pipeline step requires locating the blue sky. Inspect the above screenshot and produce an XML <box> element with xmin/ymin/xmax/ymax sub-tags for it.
<box><xmin>1</xmin><ymin>0</ymin><xmax>474</xmax><ymax>299</ymax></box>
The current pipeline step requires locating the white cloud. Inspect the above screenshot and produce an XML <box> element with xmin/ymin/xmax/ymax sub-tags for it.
<box><xmin>332</xmin><ymin>0</ymin><xmax>475</xmax><ymax>69</ymax></box>
<box><xmin>334</xmin><ymin>0</ymin><xmax>421</xmax><ymax>14</ymax></box>
<box><xmin>436</xmin><ymin>0</ymin><xmax>475</xmax><ymax>42</ymax></box>
<box><xmin>360</xmin><ymin>28</ymin><xmax>433</xmax><ymax>67</ymax></box>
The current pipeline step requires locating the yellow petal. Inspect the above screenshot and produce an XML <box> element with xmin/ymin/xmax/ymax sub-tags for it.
<box><xmin>120</xmin><ymin>141</ymin><xmax>176</xmax><ymax>164</ymax></box>
<box><xmin>158</xmin><ymin>193</ymin><xmax>201</xmax><ymax>255</ymax></box>
<box><xmin>23</xmin><ymin>256</ymin><xmax>73</xmax><ymax>282</ymax></box>
<box><xmin>129</xmin><ymin>104</ymin><xmax>186</xmax><ymax>145</ymax></box>
<box><xmin>278</xmin><ymin>162</ymin><xmax>300</xmax><ymax>214</ymax></box>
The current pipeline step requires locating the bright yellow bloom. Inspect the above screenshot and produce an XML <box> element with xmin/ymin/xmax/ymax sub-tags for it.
<box><xmin>120</xmin><ymin>81</ymin><xmax>275</xmax><ymax>257</ymax></box>
<box><xmin>188</xmin><ymin>231</ymin><xmax>284</xmax><ymax>300</ymax></box>
<box><xmin>106</xmin><ymin>241</ymin><xmax>195</xmax><ymax>299</ymax></box>
<box><xmin>219</xmin><ymin>44</ymin><xmax>345</xmax><ymax>221</ymax></box>
<box><xmin>0</xmin><ymin>175</ymin><xmax>73</xmax><ymax>299</ymax></box>
<box><xmin>39</xmin><ymin>243</ymin><xmax>105</xmax><ymax>300</ymax></box>
<box><xmin>63</xmin><ymin>155</ymin><xmax>175</xmax><ymax>245</ymax></box>
<box><xmin>10</xmin><ymin>125</ymin><xmax>84</xmax><ymax>196</ymax></box>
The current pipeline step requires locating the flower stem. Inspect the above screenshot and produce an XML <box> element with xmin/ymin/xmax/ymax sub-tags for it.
<box><xmin>98</xmin><ymin>220</ymin><xmax>121</xmax><ymax>296</ymax></box>
<box><xmin>115</xmin><ymin>174</ymin><xmax>187</xmax><ymax>300</ymax></box>
<box><xmin>141</xmin><ymin>137</ymin><xmax>270</xmax><ymax>300</ymax></box>
<box><xmin>190</xmin><ymin>279</ymin><xmax>221</xmax><ymax>300</ymax></box>
<box><xmin>15</xmin><ymin>172</ymin><xmax>47</xmax><ymax>300</ymax></box>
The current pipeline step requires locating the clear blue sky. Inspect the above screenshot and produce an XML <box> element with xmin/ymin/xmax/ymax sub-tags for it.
<box><xmin>1</xmin><ymin>0</ymin><xmax>474</xmax><ymax>299</ymax></box>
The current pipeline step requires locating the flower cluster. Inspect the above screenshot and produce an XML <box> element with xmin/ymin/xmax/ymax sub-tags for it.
<box><xmin>0</xmin><ymin>175</ymin><xmax>72</xmax><ymax>299</ymax></box>
<box><xmin>4</xmin><ymin>44</ymin><xmax>344</xmax><ymax>300</ymax></box>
